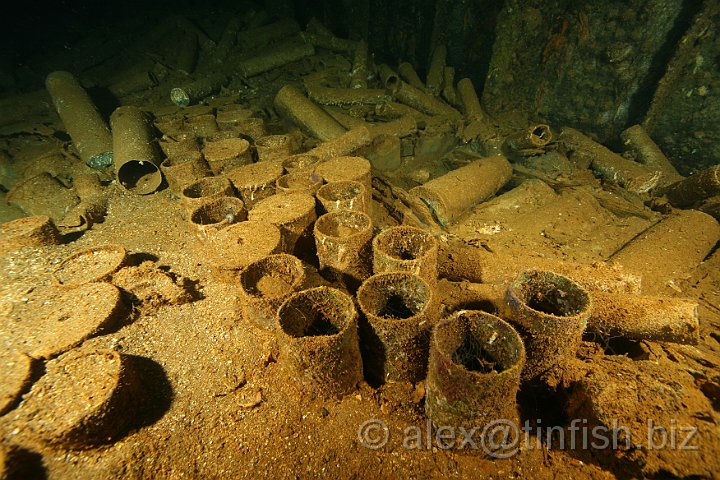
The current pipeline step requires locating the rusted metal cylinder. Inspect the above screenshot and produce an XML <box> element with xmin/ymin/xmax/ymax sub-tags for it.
<box><xmin>110</xmin><ymin>106</ymin><xmax>162</xmax><ymax>195</ymax></box>
<box><xmin>45</xmin><ymin>71</ymin><xmax>113</xmax><ymax>169</ymax></box>
<box><xmin>621</xmin><ymin>124</ymin><xmax>683</xmax><ymax>185</ymax></box>
<box><xmin>426</xmin><ymin>45</ymin><xmax>447</xmax><ymax>95</ymax></box>
<box><xmin>425</xmin><ymin>310</ymin><xmax>525</xmax><ymax>429</ymax></box>
<box><xmin>306</xmin><ymin>126</ymin><xmax>372</xmax><ymax>161</ymax></box>
<box><xmin>504</xmin><ymin>124</ymin><xmax>554</xmax><ymax>151</ymax></box>
<box><xmin>588</xmin><ymin>292</ymin><xmax>699</xmax><ymax>345</ymax></box>
<box><xmin>317</xmin><ymin>180</ymin><xmax>368</xmax><ymax>214</ymax></box>
<box><xmin>349</xmin><ymin>40</ymin><xmax>369</xmax><ymax>89</ymax></box>
<box><xmin>248</xmin><ymin>192</ymin><xmax>317</xmax><ymax>251</ymax></box>
<box><xmin>307</xmin><ymin>84</ymin><xmax>391</xmax><ymax>106</ymax></box>
<box><xmin>202</xmin><ymin>138</ymin><xmax>252</xmax><ymax>175</ymax></box>
<box><xmin>206</xmin><ymin>221</ymin><xmax>282</xmax><ymax>283</ymax></box>
<box><xmin>277</xmin><ymin>286</ymin><xmax>363</xmax><ymax>398</ymax></box>
<box><xmin>226</xmin><ymin>162</ymin><xmax>284</xmax><ymax>209</ymax></box>
<box><xmin>180</xmin><ymin>176</ymin><xmax>235</xmax><ymax>211</ymax></box>
<box><xmin>170</xmin><ymin>73</ymin><xmax>227</xmax><ymax>107</ymax></box>
<box><xmin>239</xmin><ymin>254</ymin><xmax>306</xmax><ymax>331</ymax></box>
<box><xmin>314</xmin><ymin>210</ymin><xmax>373</xmax><ymax>289</ymax></box>
<box><xmin>274</xmin><ymin>85</ymin><xmax>346</xmax><ymax>141</ymax></box>
<box><xmin>609</xmin><ymin>209</ymin><xmax>720</xmax><ymax>294</ymax></box>
<box><xmin>0</xmin><ymin>215</ymin><xmax>62</xmax><ymax>254</ymax></box>
<box><xmin>442</xmin><ymin>66</ymin><xmax>459</xmax><ymax>107</ymax></box>
<box><xmin>188</xmin><ymin>196</ymin><xmax>246</xmax><ymax>239</ymax></box>
<box><xmin>394</xmin><ymin>81</ymin><xmax>461</xmax><ymax>118</ymax></box>
<box><xmin>237</xmin><ymin>18</ymin><xmax>300</xmax><ymax>51</ymax></box>
<box><xmin>377</xmin><ymin>64</ymin><xmax>401</xmax><ymax>92</ymax></box>
<box><xmin>410</xmin><ymin>156</ymin><xmax>513</xmax><ymax>226</ymax></box>
<box><xmin>238</xmin><ymin>39</ymin><xmax>315</xmax><ymax>77</ymax></box>
<box><xmin>315</xmin><ymin>156</ymin><xmax>372</xmax><ymax>210</ymax></box>
<box><xmin>255</xmin><ymin>134</ymin><xmax>293</xmax><ymax>162</ymax></box>
<box><xmin>662</xmin><ymin>164</ymin><xmax>720</xmax><ymax>208</ymax></box>
<box><xmin>282</xmin><ymin>153</ymin><xmax>321</xmax><ymax>174</ymax></box>
<box><xmin>372</xmin><ymin>225</ymin><xmax>438</xmax><ymax>287</ymax></box>
<box><xmin>397</xmin><ymin>62</ymin><xmax>425</xmax><ymax>90</ymax></box>
<box><xmin>357</xmin><ymin>272</ymin><xmax>438</xmax><ymax>384</ymax></box>
<box><xmin>160</xmin><ymin>151</ymin><xmax>211</xmax><ymax>193</ymax></box>
<box><xmin>504</xmin><ymin>270</ymin><xmax>592</xmax><ymax>381</ymax></box>
<box><xmin>276</xmin><ymin>171</ymin><xmax>323</xmax><ymax>196</ymax></box>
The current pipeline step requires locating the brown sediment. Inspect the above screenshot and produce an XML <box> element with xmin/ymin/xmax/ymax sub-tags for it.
<box><xmin>409</xmin><ymin>156</ymin><xmax>513</xmax><ymax>226</ymax></box>
<box><xmin>372</xmin><ymin>225</ymin><xmax>439</xmax><ymax>287</ymax></box>
<box><xmin>356</xmin><ymin>272</ymin><xmax>438</xmax><ymax>383</ymax></box>
<box><xmin>160</xmin><ymin>151</ymin><xmax>211</xmax><ymax>193</ymax></box>
<box><xmin>206</xmin><ymin>221</ymin><xmax>282</xmax><ymax>283</ymax></box>
<box><xmin>225</xmin><ymin>161</ymin><xmax>284</xmax><ymax>209</ymax></box>
<box><xmin>189</xmin><ymin>196</ymin><xmax>246</xmax><ymax>239</ymax></box>
<box><xmin>238</xmin><ymin>39</ymin><xmax>315</xmax><ymax>77</ymax></box>
<box><xmin>588</xmin><ymin>292</ymin><xmax>699</xmax><ymax>345</ymax></box>
<box><xmin>248</xmin><ymin>192</ymin><xmax>317</xmax><ymax>251</ymax></box>
<box><xmin>315</xmin><ymin>156</ymin><xmax>372</xmax><ymax>209</ymax></box>
<box><xmin>425</xmin><ymin>310</ymin><xmax>524</xmax><ymax>430</ymax></box>
<box><xmin>609</xmin><ymin>209</ymin><xmax>720</xmax><ymax>294</ymax></box>
<box><xmin>45</xmin><ymin>71</ymin><xmax>113</xmax><ymax>168</ymax></box>
<box><xmin>314</xmin><ymin>210</ymin><xmax>373</xmax><ymax>288</ymax></box>
<box><xmin>7</xmin><ymin>173</ymin><xmax>80</xmax><ymax>221</ymax></box>
<box><xmin>202</xmin><ymin>138</ymin><xmax>252</xmax><ymax>175</ymax></box>
<box><xmin>0</xmin><ymin>349</ymin><xmax>34</xmax><ymax>415</ymax></box>
<box><xmin>53</xmin><ymin>244</ymin><xmax>127</xmax><ymax>288</ymax></box>
<box><xmin>277</xmin><ymin>286</ymin><xmax>363</xmax><ymax>398</ymax></box>
<box><xmin>504</xmin><ymin>270</ymin><xmax>592</xmax><ymax>381</ymax></box>
<box><xmin>274</xmin><ymin>85</ymin><xmax>346</xmax><ymax>141</ymax></box>
<box><xmin>14</xmin><ymin>348</ymin><xmax>139</xmax><ymax>449</ymax></box>
<box><xmin>0</xmin><ymin>215</ymin><xmax>62</xmax><ymax>254</ymax></box>
<box><xmin>317</xmin><ymin>180</ymin><xmax>368</xmax><ymax>214</ymax></box>
<box><xmin>111</xmin><ymin>106</ymin><xmax>162</xmax><ymax>195</ymax></box>
<box><xmin>239</xmin><ymin>254</ymin><xmax>306</xmax><ymax>331</ymax></box>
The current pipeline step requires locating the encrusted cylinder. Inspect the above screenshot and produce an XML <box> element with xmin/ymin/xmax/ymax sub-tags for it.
<box><xmin>588</xmin><ymin>292</ymin><xmax>699</xmax><ymax>345</ymax></box>
<box><xmin>170</xmin><ymin>73</ymin><xmax>227</xmax><ymax>107</ymax></box>
<box><xmin>276</xmin><ymin>171</ymin><xmax>323</xmax><ymax>196</ymax></box>
<box><xmin>0</xmin><ymin>215</ymin><xmax>62</xmax><ymax>254</ymax></box>
<box><xmin>504</xmin><ymin>270</ymin><xmax>592</xmax><ymax>381</ymax></box>
<box><xmin>282</xmin><ymin>153</ymin><xmax>321</xmax><ymax>173</ymax></box>
<box><xmin>372</xmin><ymin>225</ymin><xmax>438</xmax><ymax>287</ymax></box>
<box><xmin>426</xmin><ymin>45</ymin><xmax>447</xmax><ymax>95</ymax></box>
<box><xmin>274</xmin><ymin>85</ymin><xmax>346</xmax><ymax>141</ymax></box>
<box><xmin>160</xmin><ymin>150</ymin><xmax>211</xmax><ymax>193</ymax></box>
<box><xmin>180</xmin><ymin>176</ymin><xmax>235</xmax><ymax>211</ymax></box>
<box><xmin>202</xmin><ymin>138</ymin><xmax>252</xmax><ymax>175</ymax></box>
<box><xmin>189</xmin><ymin>196</ymin><xmax>246</xmax><ymax>239</ymax></box>
<box><xmin>45</xmin><ymin>71</ymin><xmax>113</xmax><ymax>169</ymax></box>
<box><xmin>394</xmin><ymin>81</ymin><xmax>461</xmax><ymax>118</ymax></box>
<box><xmin>307</xmin><ymin>126</ymin><xmax>372</xmax><ymax>161</ymax></box>
<box><xmin>425</xmin><ymin>310</ymin><xmax>525</xmax><ymax>430</ymax></box>
<box><xmin>315</xmin><ymin>156</ymin><xmax>372</xmax><ymax>210</ymax></box>
<box><xmin>238</xmin><ymin>39</ymin><xmax>315</xmax><ymax>77</ymax></box>
<box><xmin>314</xmin><ymin>211</ymin><xmax>373</xmax><ymax>289</ymax></box>
<box><xmin>316</xmin><ymin>180</ymin><xmax>368</xmax><ymax>214</ymax></box>
<box><xmin>110</xmin><ymin>106</ymin><xmax>162</xmax><ymax>194</ymax></box>
<box><xmin>277</xmin><ymin>286</ymin><xmax>363</xmax><ymax>398</ymax></box>
<box><xmin>662</xmin><ymin>164</ymin><xmax>720</xmax><ymax>208</ymax></box>
<box><xmin>239</xmin><ymin>254</ymin><xmax>306</xmax><ymax>331</ymax></box>
<box><xmin>410</xmin><ymin>156</ymin><xmax>512</xmax><ymax>226</ymax></box>
<box><xmin>226</xmin><ymin>161</ymin><xmax>284</xmax><ymax>209</ymax></box>
<box><xmin>255</xmin><ymin>134</ymin><xmax>293</xmax><ymax>162</ymax></box>
<box><xmin>248</xmin><ymin>192</ymin><xmax>317</xmax><ymax>252</ymax></box>
<box><xmin>357</xmin><ymin>272</ymin><xmax>437</xmax><ymax>384</ymax></box>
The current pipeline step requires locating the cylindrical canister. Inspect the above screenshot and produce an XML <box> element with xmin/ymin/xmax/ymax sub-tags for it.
<box><xmin>202</xmin><ymin>137</ymin><xmax>253</xmax><ymax>175</ymax></box>
<box><xmin>206</xmin><ymin>221</ymin><xmax>282</xmax><ymax>283</ymax></box>
<box><xmin>170</xmin><ymin>73</ymin><xmax>228</xmax><ymax>107</ymax></box>
<box><xmin>276</xmin><ymin>171</ymin><xmax>323</xmax><ymax>196</ymax></box>
<box><xmin>255</xmin><ymin>134</ymin><xmax>293</xmax><ymax>163</ymax></box>
<box><xmin>189</xmin><ymin>196</ymin><xmax>246</xmax><ymax>239</ymax></box>
<box><xmin>315</xmin><ymin>156</ymin><xmax>372</xmax><ymax>210</ymax></box>
<box><xmin>239</xmin><ymin>253</ymin><xmax>306</xmax><ymax>331</ymax></box>
<box><xmin>160</xmin><ymin>150</ymin><xmax>211</xmax><ymax>193</ymax></box>
<box><xmin>0</xmin><ymin>215</ymin><xmax>62</xmax><ymax>254</ymax></box>
<box><xmin>314</xmin><ymin>210</ymin><xmax>373</xmax><ymax>289</ymax></box>
<box><xmin>504</xmin><ymin>270</ymin><xmax>592</xmax><ymax>381</ymax></box>
<box><xmin>357</xmin><ymin>272</ymin><xmax>438</xmax><ymax>384</ymax></box>
<box><xmin>316</xmin><ymin>180</ymin><xmax>368</xmax><ymax>214</ymax></box>
<box><xmin>425</xmin><ymin>310</ymin><xmax>525</xmax><ymax>430</ymax></box>
<box><xmin>372</xmin><ymin>225</ymin><xmax>439</xmax><ymax>287</ymax></box>
<box><xmin>274</xmin><ymin>85</ymin><xmax>346</xmax><ymax>141</ymax></box>
<box><xmin>110</xmin><ymin>106</ymin><xmax>162</xmax><ymax>194</ymax></box>
<box><xmin>225</xmin><ymin>161</ymin><xmax>284</xmax><ymax>209</ymax></box>
<box><xmin>277</xmin><ymin>286</ymin><xmax>364</xmax><ymax>398</ymax></box>
<box><xmin>409</xmin><ymin>156</ymin><xmax>513</xmax><ymax>226</ymax></box>
<box><xmin>45</xmin><ymin>71</ymin><xmax>113</xmax><ymax>169</ymax></box>
<box><xmin>248</xmin><ymin>192</ymin><xmax>317</xmax><ymax>251</ymax></box>
<box><xmin>180</xmin><ymin>176</ymin><xmax>235</xmax><ymax>211</ymax></box>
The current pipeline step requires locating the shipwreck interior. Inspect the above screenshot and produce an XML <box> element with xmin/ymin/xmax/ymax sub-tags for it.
<box><xmin>1</xmin><ymin>0</ymin><xmax>719</xmax><ymax>478</ymax></box>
